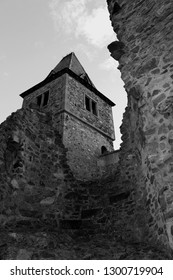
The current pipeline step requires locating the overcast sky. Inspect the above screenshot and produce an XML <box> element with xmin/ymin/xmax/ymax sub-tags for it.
<box><xmin>0</xmin><ymin>0</ymin><xmax>127</xmax><ymax>149</ymax></box>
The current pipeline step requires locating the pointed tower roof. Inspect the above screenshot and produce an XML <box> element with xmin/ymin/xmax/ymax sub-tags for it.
<box><xmin>20</xmin><ymin>52</ymin><xmax>115</xmax><ymax>106</ymax></box>
<box><xmin>47</xmin><ymin>52</ymin><xmax>96</xmax><ymax>88</ymax></box>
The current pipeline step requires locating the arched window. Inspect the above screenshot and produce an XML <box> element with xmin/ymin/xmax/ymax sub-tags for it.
<box><xmin>101</xmin><ymin>146</ymin><xmax>107</xmax><ymax>155</ymax></box>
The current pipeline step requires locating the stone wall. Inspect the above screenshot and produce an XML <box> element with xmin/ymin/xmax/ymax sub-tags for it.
<box><xmin>0</xmin><ymin>107</ymin><xmax>170</xmax><ymax>259</ymax></box>
<box><xmin>65</xmin><ymin>75</ymin><xmax>115</xmax><ymax>140</ymax></box>
<box><xmin>97</xmin><ymin>150</ymin><xmax>120</xmax><ymax>177</ymax></box>
<box><xmin>0</xmin><ymin>108</ymin><xmax>79</xmax><ymax>233</ymax></box>
<box><xmin>22</xmin><ymin>75</ymin><xmax>67</xmax><ymax>135</ymax></box>
<box><xmin>22</xmin><ymin>72</ymin><xmax>115</xmax><ymax>180</ymax></box>
<box><xmin>0</xmin><ymin>107</ymin><xmax>133</xmax><ymax>232</ymax></box>
<box><xmin>0</xmin><ymin>107</ymin><xmax>142</xmax><ymax>259</ymax></box>
<box><xmin>63</xmin><ymin>113</ymin><xmax>114</xmax><ymax>180</ymax></box>
<box><xmin>62</xmin><ymin>75</ymin><xmax>115</xmax><ymax>180</ymax></box>
<box><xmin>107</xmin><ymin>0</ymin><xmax>173</xmax><ymax>253</ymax></box>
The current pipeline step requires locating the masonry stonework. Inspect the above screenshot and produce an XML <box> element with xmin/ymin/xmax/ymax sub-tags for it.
<box><xmin>0</xmin><ymin>108</ymin><xmax>82</xmax><ymax>234</ymax></box>
<box><xmin>107</xmin><ymin>0</ymin><xmax>173</xmax><ymax>252</ymax></box>
<box><xmin>63</xmin><ymin>74</ymin><xmax>115</xmax><ymax>179</ymax></box>
<box><xmin>22</xmin><ymin>74</ymin><xmax>66</xmax><ymax>136</ymax></box>
<box><xmin>21</xmin><ymin>53</ymin><xmax>115</xmax><ymax>180</ymax></box>
<box><xmin>1</xmin><ymin>38</ymin><xmax>173</xmax><ymax>257</ymax></box>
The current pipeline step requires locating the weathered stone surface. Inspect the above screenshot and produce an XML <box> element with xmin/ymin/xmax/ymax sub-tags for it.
<box><xmin>108</xmin><ymin>41</ymin><xmax>125</xmax><ymax>60</ymax></box>
<box><xmin>40</xmin><ymin>197</ymin><xmax>55</xmax><ymax>206</ymax></box>
<box><xmin>1</xmin><ymin>1</ymin><xmax>173</xmax><ymax>258</ymax></box>
<box><xmin>0</xmin><ymin>230</ymin><xmax>169</xmax><ymax>260</ymax></box>
<box><xmin>0</xmin><ymin>108</ymin><xmax>82</xmax><ymax>231</ymax></box>
<box><xmin>107</xmin><ymin>0</ymin><xmax>173</xmax><ymax>254</ymax></box>
<box><xmin>21</xmin><ymin>53</ymin><xmax>115</xmax><ymax>181</ymax></box>
<box><xmin>11</xmin><ymin>179</ymin><xmax>19</xmax><ymax>189</ymax></box>
<box><xmin>16</xmin><ymin>249</ymin><xmax>32</xmax><ymax>260</ymax></box>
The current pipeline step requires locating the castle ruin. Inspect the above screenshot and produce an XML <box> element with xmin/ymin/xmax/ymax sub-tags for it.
<box><xmin>0</xmin><ymin>0</ymin><xmax>173</xmax><ymax>259</ymax></box>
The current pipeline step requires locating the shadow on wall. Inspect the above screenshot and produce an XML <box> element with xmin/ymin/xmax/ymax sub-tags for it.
<box><xmin>97</xmin><ymin>149</ymin><xmax>120</xmax><ymax>177</ymax></box>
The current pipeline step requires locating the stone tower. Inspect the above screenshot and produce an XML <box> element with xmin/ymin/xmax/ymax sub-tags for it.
<box><xmin>20</xmin><ymin>52</ymin><xmax>115</xmax><ymax>180</ymax></box>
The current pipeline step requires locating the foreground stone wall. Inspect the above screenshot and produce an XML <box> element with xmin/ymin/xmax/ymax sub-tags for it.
<box><xmin>107</xmin><ymin>0</ymin><xmax>173</xmax><ymax>252</ymax></box>
<box><xmin>0</xmin><ymin>108</ymin><xmax>79</xmax><ymax>232</ymax></box>
<box><xmin>0</xmin><ymin>107</ymin><xmax>133</xmax><ymax>232</ymax></box>
<box><xmin>0</xmin><ymin>107</ymin><xmax>144</xmax><ymax>259</ymax></box>
<box><xmin>0</xmin><ymin>108</ymin><xmax>170</xmax><ymax>259</ymax></box>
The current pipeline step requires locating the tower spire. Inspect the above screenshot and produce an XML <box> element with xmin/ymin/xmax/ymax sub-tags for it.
<box><xmin>47</xmin><ymin>52</ymin><xmax>96</xmax><ymax>88</ymax></box>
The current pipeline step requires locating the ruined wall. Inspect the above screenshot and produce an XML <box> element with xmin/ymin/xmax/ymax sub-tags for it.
<box><xmin>107</xmin><ymin>0</ymin><xmax>173</xmax><ymax>252</ymax></box>
<box><xmin>0</xmin><ymin>108</ymin><xmax>79</xmax><ymax>233</ymax></box>
<box><xmin>0</xmin><ymin>106</ymin><xmax>140</xmax><ymax>259</ymax></box>
<box><xmin>0</xmin><ymin>107</ymin><xmax>170</xmax><ymax>259</ymax></box>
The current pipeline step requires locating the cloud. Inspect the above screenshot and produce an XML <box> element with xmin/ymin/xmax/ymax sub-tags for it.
<box><xmin>49</xmin><ymin>0</ymin><xmax>115</xmax><ymax>48</ymax></box>
<box><xmin>99</xmin><ymin>57</ymin><xmax>123</xmax><ymax>83</ymax></box>
<box><xmin>99</xmin><ymin>57</ymin><xmax>118</xmax><ymax>71</ymax></box>
<box><xmin>77</xmin><ymin>7</ymin><xmax>115</xmax><ymax>48</ymax></box>
<box><xmin>49</xmin><ymin>0</ymin><xmax>87</xmax><ymax>33</ymax></box>
<box><xmin>75</xmin><ymin>43</ymin><xmax>97</xmax><ymax>61</ymax></box>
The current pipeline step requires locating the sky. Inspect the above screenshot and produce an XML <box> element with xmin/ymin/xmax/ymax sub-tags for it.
<box><xmin>0</xmin><ymin>0</ymin><xmax>127</xmax><ymax>149</ymax></box>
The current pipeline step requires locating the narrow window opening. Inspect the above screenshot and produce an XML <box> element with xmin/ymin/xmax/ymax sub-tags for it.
<box><xmin>85</xmin><ymin>96</ymin><xmax>91</xmax><ymax>111</ymax></box>
<box><xmin>36</xmin><ymin>91</ymin><xmax>49</xmax><ymax>108</ymax></box>
<box><xmin>43</xmin><ymin>91</ymin><xmax>49</xmax><ymax>107</ymax></box>
<box><xmin>101</xmin><ymin>146</ymin><xmax>108</xmax><ymax>155</ymax></box>
<box><xmin>92</xmin><ymin>100</ymin><xmax>97</xmax><ymax>116</ymax></box>
<box><xmin>37</xmin><ymin>94</ymin><xmax>42</xmax><ymax>107</ymax></box>
<box><xmin>85</xmin><ymin>95</ymin><xmax>98</xmax><ymax>116</ymax></box>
